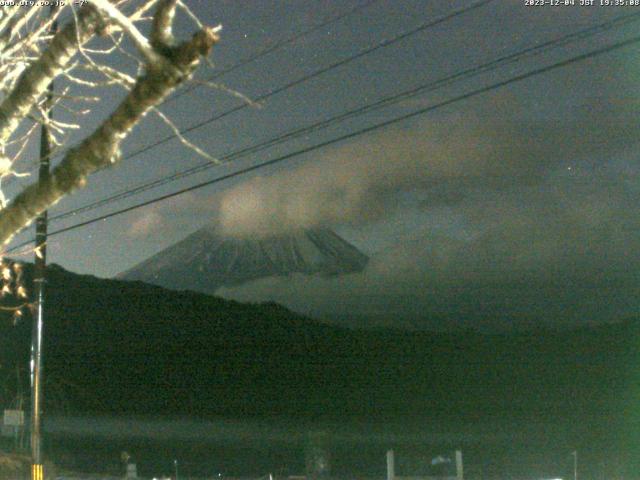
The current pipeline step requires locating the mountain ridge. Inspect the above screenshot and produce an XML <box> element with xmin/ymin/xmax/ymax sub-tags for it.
<box><xmin>0</xmin><ymin>262</ymin><xmax>635</xmax><ymax>426</ymax></box>
<box><xmin>118</xmin><ymin>226</ymin><xmax>369</xmax><ymax>294</ymax></box>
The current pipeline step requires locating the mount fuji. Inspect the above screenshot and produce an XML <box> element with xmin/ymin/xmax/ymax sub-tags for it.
<box><xmin>118</xmin><ymin>225</ymin><xmax>369</xmax><ymax>294</ymax></box>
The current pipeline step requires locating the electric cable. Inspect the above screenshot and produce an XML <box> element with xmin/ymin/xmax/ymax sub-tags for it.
<box><xmin>166</xmin><ymin>0</ymin><xmax>381</xmax><ymax>104</ymax></box>
<box><xmin>50</xmin><ymin>10</ymin><xmax>640</xmax><ymax>222</ymax></box>
<box><xmin>8</xmin><ymin>31</ymin><xmax>639</xmax><ymax>253</ymax></box>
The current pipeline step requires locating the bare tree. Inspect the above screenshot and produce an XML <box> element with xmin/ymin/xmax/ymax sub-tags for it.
<box><xmin>0</xmin><ymin>0</ymin><xmax>220</xmax><ymax>247</ymax></box>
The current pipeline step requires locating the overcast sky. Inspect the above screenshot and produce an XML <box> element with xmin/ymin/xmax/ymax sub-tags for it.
<box><xmin>5</xmin><ymin>0</ymin><xmax>640</xmax><ymax>330</ymax></box>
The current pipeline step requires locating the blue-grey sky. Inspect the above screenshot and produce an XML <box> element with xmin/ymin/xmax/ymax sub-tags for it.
<box><xmin>5</xmin><ymin>0</ymin><xmax>640</xmax><ymax>329</ymax></box>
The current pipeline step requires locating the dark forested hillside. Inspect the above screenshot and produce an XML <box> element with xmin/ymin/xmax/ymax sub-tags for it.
<box><xmin>0</xmin><ymin>263</ymin><xmax>637</xmax><ymax>438</ymax></box>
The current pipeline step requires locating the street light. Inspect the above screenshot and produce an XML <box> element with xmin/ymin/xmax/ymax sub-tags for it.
<box><xmin>174</xmin><ymin>459</ymin><xmax>179</xmax><ymax>480</ymax></box>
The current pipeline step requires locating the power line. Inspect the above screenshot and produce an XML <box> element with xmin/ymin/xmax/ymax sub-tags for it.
<box><xmin>45</xmin><ymin>0</ymin><xmax>495</xmax><ymax>219</ymax></box>
<box><xmin>167</xmin><ymin>0</ymin><xmax>381</xmax><ymax>104</ymax></box>
<box><xmin>92</xmin><ymin>0</ymin><xmax>495</xmax><ymax>167</ymax></box>
<box><xmin>24</xmin><ymin>0</ymin><xmax>381</xmax><ymax>176</ymax></box>
<box><xmin>25</xmin><ymin>0</ymin><xmax>490</xmax><ymax>178</ymax></box>
<box><xmin>50</xmin><ymin>10</ymin><xmax>640</xmax><ymax>222</ymax></box>
<box><xmin>9</xmin><ymin>32</ymin><xmax>640</xmax><ymax>253</ymax></box>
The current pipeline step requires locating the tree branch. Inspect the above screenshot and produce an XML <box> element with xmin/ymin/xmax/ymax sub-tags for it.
<box><xmin>90</xmin><ymin>0</ymin><xmax>162</xmax><ymax>65</ymax></box>
<box><xmin>151</xmin><ymin>0</ymin><xmax>177</xmax><ymax>49</ymax></box>
<box><xmin>0</xmin><ymin>4</ymin><xmax>105</xmax><ymax>146</ymax></box>
<box><xmin>0</xmin><ymin>23</ymin><xmax>220</xmax><ymax>246</ymax></box>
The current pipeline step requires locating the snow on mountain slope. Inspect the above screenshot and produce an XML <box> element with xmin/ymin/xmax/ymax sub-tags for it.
<box><xmin>118</xmin><ymin>226</ymin><xmax>368</xmax><ymax>294</ymax></box>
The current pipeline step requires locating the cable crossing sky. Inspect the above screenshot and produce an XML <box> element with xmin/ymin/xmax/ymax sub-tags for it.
<box><xmin>49</xmin><ymin>9</ymin><xmax>640</xmax><ymax>223</ymax></box>
<box><xmin>9</xmin><ymin>29</ymin><xmax>640</xmax><ymax>254</ymax></box>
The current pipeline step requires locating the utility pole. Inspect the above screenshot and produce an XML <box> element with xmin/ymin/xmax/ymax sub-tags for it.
<box><xmin>31</xmin><ymin>8</ymin><xmax>56</xmax><ymax>480</ymax></box>
<box><xmin>16</xmin><ymin>366</ymin><xmax>24</xmax><ymax>451</ymax></box>
<box><xmin>572</xmin><ymin>450</ymin><xmax>578</xmax><ymax>480</ymax></box>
